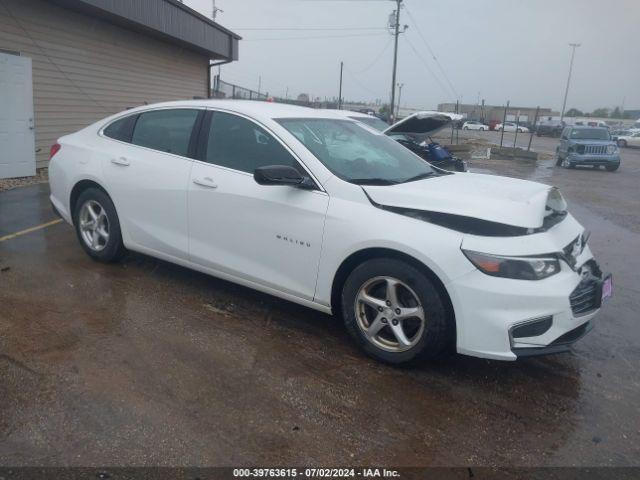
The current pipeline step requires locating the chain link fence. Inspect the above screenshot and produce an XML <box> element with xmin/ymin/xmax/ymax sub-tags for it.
<box><xmin>212</xmin><ymin>77</ymin><xmax>268</xmax><ymax>101</ymax></box>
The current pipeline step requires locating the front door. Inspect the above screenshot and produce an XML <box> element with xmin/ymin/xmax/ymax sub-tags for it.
<box><xmin>0</xmin><ymin>52</ymin><xmax>35</xmax><ymax>179</ymax></box>
<box><xmin>188</xmin><ymin>111</ymin><xmax>328</xmax><ymax>301</ymax></box>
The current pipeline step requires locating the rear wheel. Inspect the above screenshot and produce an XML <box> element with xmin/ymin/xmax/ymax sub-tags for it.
<box><xmin>341</xmin><ymin>258</ymin><xmax>452</xmax><ymax>365</ymax></box>
<box><xmin>463</xmin><ymin>126</ymin><xmax>469</xmax><ymax>130</ymax></box>
<box><xmin>73</xmin><ymin>188</ymin><xmax>125</xmax><ymax>263</ymax></box>
<box><xmin>480</xmin><ymin>127</ymin><xmax>485</xmax><ymax>131</ymax></box>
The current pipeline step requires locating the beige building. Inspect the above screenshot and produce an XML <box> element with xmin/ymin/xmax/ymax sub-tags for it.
<box><xmin>438</xmin><ymin>103</ymin><xmax>559</xmax><ymax>125</ymax></box>
<box><xmin>0</xmin><ymin>0</ymin><xmax>239</xmax><ymax>176</ymax></box>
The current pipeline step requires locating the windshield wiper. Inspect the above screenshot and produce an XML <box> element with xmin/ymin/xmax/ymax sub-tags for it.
<box><xmin>402</xmin><ymin>172</ymin><xmax>437</xmax><ymax>183</ymax></box>
<box><xmin>349</xmin><ymin>178</ymin><xmax>399</xmax><ymax>185</ymax></box>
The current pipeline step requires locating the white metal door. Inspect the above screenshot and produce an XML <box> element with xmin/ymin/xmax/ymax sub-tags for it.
<box><xmin>0</xmin><ymin>53</ymin><xmax>36</xmax><ymax>179</ymax></box>
<box><xmin>188</xmin><ymin>162</ymin><xmax>329</xmax><ymax>301</ymax></box>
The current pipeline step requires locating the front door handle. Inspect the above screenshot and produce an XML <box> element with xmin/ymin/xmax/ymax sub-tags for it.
<box><xmin>111</xmin><ymin>157</ymin><xmax>130</xmax><ymax>166</ymax></box>
<box><xmin>193</xmin><ymin>176</ymin><xmax>218</xmax><ymax>189</ymax></box>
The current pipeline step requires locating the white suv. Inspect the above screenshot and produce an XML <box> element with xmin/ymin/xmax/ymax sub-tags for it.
<box><xmin>49</xmin><ymin>100</ymin><xmax>611</xmax><ymax>364</ymax></box>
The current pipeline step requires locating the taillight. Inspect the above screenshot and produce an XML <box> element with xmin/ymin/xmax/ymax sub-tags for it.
<box><xmin>49</xmin><ymin>143</ymin><xmax>61</xmax><ymax>160</ymax></box>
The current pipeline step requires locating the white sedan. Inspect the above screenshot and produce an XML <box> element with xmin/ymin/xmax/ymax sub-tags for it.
<box><xmin>49</xmin><ymin>100</ymin><xmax>610</xmax><ymax>364</ymax></box>
<box><xmin>462</xmin><ymin>121</ymin><xmax>490</xmax><ymax>131</ymax></box>
<box><xmin>495</xmin><ymin>122</ymin><xmax>529</xmax><ymax>133</ymax></box>
<box><xmin>616</xmin><ymin>131</ymin><xmax>640</xmax><ymax>148</ymax></box>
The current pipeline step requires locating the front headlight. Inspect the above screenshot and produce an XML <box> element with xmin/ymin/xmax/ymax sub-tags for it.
<box><xmin>606</xmin><ymin>145</ymin><xmax>618</xmax><ymax>155</ymax></box>
<box><xmin>462</xmin><ymin>250</ymin><xmax>561</xmax><ymax>280</ymax></box>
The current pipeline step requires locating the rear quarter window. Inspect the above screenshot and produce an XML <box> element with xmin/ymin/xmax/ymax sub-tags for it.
<box><xmin>103</xmin><ymin>115</ymin><xmax>137</xmax><ymax>142</ymax></box>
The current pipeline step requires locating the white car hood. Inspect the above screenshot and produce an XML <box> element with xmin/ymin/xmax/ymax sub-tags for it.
<box><xmin>363</xmin><ymin>173</ymin><xmax>553</xmax><ymax>229</ymax></box>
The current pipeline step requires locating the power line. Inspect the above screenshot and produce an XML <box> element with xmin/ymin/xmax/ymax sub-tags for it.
<box><xmin>404</xmin><ymin>36</ymin><xmax>452</xmax><ymax>99</ymax></box>
<box><xmin>344</xmin><ymin>65</ymin><xmax>385</xmax><ymax>99</ymax></box>
<box><xmin>353</xmin><ymin>37</ymin><xmax>392</xmax><ymax>73</ymax></box>
<box><xmin>243</xmin><ymin>32</ymin><xmax>389</xmax><ymax>41</ymax></box>
<box><xmin>234</xmin><ymin>26</ymin><xmax>388</xmax><ymax>31</ymax></box>
<box><xmin>404</xmin><ymin>5</ymin><xmax>458</xmax><ymax>99</ymax></box>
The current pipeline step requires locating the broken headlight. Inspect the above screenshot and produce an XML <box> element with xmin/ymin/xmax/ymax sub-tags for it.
<box><xmin>462</xmin><ymin>250</ymin><xmax>560</xmax><ymax>280</ymax></box>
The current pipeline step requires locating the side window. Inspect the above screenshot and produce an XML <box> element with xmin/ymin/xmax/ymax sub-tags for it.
<box><xmin>205</xmin><ymin>111</ymin><xmax>299</xmax><ymax>173</ymax></box>
<box><xmin>131</xmin><ymin>109</ymin><xmax>199</xmax><ymax>156</ymax></box>
<box><xmin>103</xmin><ymin>115</ymin><xmax>137</xmax><ymax>142</ymax></box>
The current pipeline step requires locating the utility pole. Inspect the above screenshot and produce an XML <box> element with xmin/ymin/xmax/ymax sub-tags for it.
<box><xmin>388</xmin><ymin>0</ymin><xmax>407</xmax><ymax>125</ymax></box>
<box><xmin>560</xmin><ymin>43</ymin><xmax>580</xmax><ymax>122</ymax></box>
<box><xmin>258</xmin><ymin>75</ymin><xmax>262</xmax><ymax>96</ymax></box>
<box><xmin>395</xmin><ymin>83</ymin><xmax>404</xmax><ymax>119</ymax></box>
<box><xmin>212</xmin><ymin>0</ymin><xmax>223</xmax><ymax>20</ymax></box>
<box><xmin>338</xmin><ymin>61</ymin><xmax>344</xmax><ymax>110</ymax></box>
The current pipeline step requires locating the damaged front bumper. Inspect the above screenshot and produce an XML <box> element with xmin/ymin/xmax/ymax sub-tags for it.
<box><xmin>447</xmin><ymin>213</ymin><xmax>610</xmax><ymax>361</ymax></box>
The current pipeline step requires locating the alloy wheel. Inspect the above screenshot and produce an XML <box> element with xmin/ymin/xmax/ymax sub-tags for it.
<box><xmin>354</xmin><ymin>276</ymin><xmax>426</xmax><ymax>353</ymax></box>
<box><xmin>79</xmin><ymin>200</ymin><xmax>110</xmax><ymax>251</ymax></box>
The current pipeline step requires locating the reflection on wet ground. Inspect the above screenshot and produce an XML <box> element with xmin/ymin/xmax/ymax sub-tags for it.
<box><xmin>1</xmin><ymin>152</ymin><xmax>639</xmax><ymax>467</ymax></box>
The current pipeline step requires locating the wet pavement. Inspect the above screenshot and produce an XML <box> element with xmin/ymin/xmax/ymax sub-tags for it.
<box><xmin>1</xmin><ymin>147</ymin><xmax>639</xmax><ymax>467</ymax></box>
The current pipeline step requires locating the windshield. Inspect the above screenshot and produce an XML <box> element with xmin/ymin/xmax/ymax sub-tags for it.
<box><xmin>277</xmin><ymin>118</ymin><xmax>437</xmax><ymax>185</ymax></box>
<box><xmin>570</xmin><ymin>128</ymin><xmax>610</xmax><ymax>140</ymax></box>
<box><xmin>348</xmin><ymin>115</ymin><xmax>390</xmax><ymax>132</ymax></box>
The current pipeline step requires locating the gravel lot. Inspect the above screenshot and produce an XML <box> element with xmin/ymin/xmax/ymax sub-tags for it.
<box><xmin>0</xmin><ymin>141</ymin><xmax>639</xmax><ymax>467</ymax></box>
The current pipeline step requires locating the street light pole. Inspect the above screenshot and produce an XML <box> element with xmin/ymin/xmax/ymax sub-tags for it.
<box><xmin>395</xmin><ymin>83</ymin><xmax>404</xmax><ymax>119</ymax></box>
<box><xmin>560</xmin><ymin>43</ymin><xmax>580</xmax><ymax>122</ymax></box>
<box><xmin>338</xmin><ymin>61</ymin><xmax>344</xmax><ymax>110</ymax></box>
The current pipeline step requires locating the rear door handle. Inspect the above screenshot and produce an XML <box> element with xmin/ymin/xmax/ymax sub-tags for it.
<box><xmin>193</xmin><ymin>176</ymin><xmax>218</xmax><ymax>188</ymax></box>
<box><xmin>111</xmin><ymin>157</ymin><xmax>130</xmax><ymax>166</ymax></box>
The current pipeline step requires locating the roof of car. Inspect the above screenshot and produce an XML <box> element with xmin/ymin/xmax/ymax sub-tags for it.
<box><xmin>570</xmin><ymin>125</ymin><xmax>609</xmax><ymax>129</ymax></box>
<box><xmin>123</xmin><ymin>99</ymin><xmax>348</xmax><ymax>120</ymax></box>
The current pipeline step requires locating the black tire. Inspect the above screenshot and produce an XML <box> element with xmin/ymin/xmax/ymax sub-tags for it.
<box><xmin>73</xmin><ymin>187</ymin><xmax>126</xmax><ymax>263</ymax></box>
<box><xmin>617</xmin><ymin>139</ymin><xmax>627</xmax><ymax>148</ymax></box>
<box><xmin>341</xmin><ymin>258</ymin><xmax>452</xmax><ymax>365</ymax></box>
<box><xmin>605</xmin><ymin>164</ymin><xmax>619</xmax><ymax>172</ymax></box>
<box><xmin>480</xmin><ymin>127</ymin><xmax>485</xmax><ymax>131</ymax></box>
<box><xmin>463</xmin><ymin>126</ymin><xmax>468</xmax><ymax>130</ymax></box>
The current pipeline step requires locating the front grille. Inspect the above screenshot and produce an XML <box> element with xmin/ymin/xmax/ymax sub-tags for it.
<box><xmin>570</xmin><ymin>277</ymin><xmax>600</xmax><ymax>316</ymax></box>
<box><xmin>583</xmin><ymin>144</ymin><xmax>607</xmax><ymax>155</ymax></box>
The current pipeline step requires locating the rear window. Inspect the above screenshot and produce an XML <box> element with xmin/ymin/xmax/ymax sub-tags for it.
<box><xmin>131</xmin><ymin>109</ymin><xmax>199</xmax><ymax>156</ymax></box>
<box><xmin>569</xmin><ymin>128</ymin><xmax>610</xmax><ymax>140</ymax></box>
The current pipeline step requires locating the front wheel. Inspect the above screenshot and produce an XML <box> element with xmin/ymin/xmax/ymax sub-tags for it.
<box><xmin>463</xmin><ymin>126</ymin><xmax>468</xmax><ymax>130</ymax></box>
<box><xmin>480</xmin><ymin>127</ymin><xmax>485</xmax><ymax>131</ymax></box>
<box><xmin>73</xmin><ymin>187</ymin><xmax>126</xmax><ymax>263</ymax></box>
<box><xmin>617</xmin><ymin>139</ymin><xmax>627</xmax><ymax>148</ymax></box>
<box><xmin>605</xmin><ymin>164</ymin><xmax>619</xmax><ymax>172</ymax></box>
<box><xmin>341</xmin><ymin>258</ymin><xmax>452</xmax><ymax>365</ymax></box>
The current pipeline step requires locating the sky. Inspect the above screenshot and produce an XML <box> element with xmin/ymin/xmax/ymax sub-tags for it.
<box><xmin>185</xmin><ymin>0</ymin><xmax>639</xmax><ymax>112</ymax></box>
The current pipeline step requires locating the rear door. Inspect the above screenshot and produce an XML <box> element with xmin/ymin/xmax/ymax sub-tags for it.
<box><xmin>187</xmin><ymin>110</ymin><xmax>329</xmax><ymax>300</ymax></box>
<box><xmin>0</xmin><ymin>53</ymin><xmax>35</xmax><ymax>179</ymax></box>
<box><xmin>102</xmin><ymin>108</ymin><xmax>202</xmax><ymax>260</ymax></box>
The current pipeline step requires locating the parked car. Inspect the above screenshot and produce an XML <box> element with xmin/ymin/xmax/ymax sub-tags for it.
<box><xmin>495</xmin><ymin>122</ymin><xmax>529</xmax><ymax>133</ymax></box>
<box><xmin>462</xmin><ymin>121</ymin><xmax>489</xmax><ymax>131</ymax></box>
<box><xmin>615</xmin><ymin>131</ymin><xmax>640</xmax><ymax>148</ymax></box>
<box><xmin>536</xmin><ymin>121</ymin><xmax>564</xmax><ymax>137</ymax></box>
<box><xmin>556</xmin><ymin>126</ymin><xmax>620</xmax><ymax>171</ymax></box>
<box><xmin>49</xmin><ymin>100</ymin><xmax>611</xmax><ymax>364</ymax></box>
<box><xmin>327</xmin><ymin>110</ymin><xmax>467</xmax><ymax>172</ymax></box>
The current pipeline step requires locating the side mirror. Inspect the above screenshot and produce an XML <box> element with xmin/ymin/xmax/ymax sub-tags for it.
<box><xmin>254</xmin><ymin>165</ymin><xmax>314</xmax><ymax>189</ymax></box>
